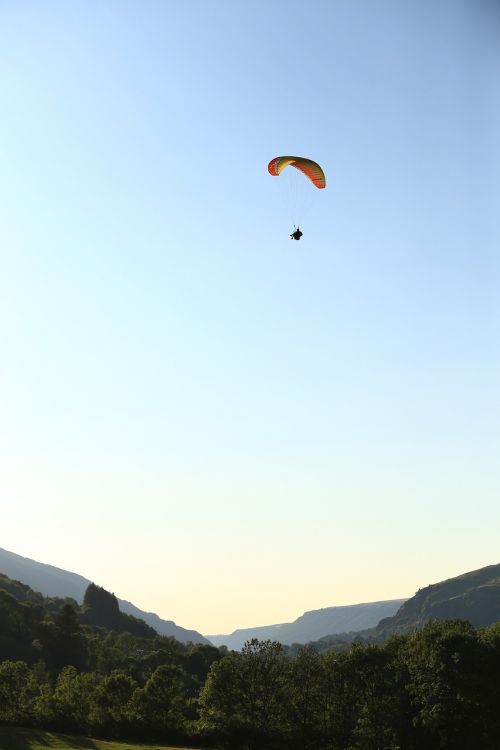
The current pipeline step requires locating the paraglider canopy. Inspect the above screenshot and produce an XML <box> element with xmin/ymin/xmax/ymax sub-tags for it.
<box><xmin>268</xmin><ymin>156</ymin><xmax>326</xmax><ymax>189</ymax></box>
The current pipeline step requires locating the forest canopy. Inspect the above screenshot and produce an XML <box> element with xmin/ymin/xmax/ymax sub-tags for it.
<box><xmin>1</xmin><ymin>574</ymin><xmax>500</xmax><ymax>749</ymax></box>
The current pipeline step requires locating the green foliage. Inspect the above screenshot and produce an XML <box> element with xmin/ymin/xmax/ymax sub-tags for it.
<box><xmin>199</xmin><ymin>639</ymin><xmax>289</xmax><ymax>749</ymax></box>
<box><xmin>81</xmin><ymin>584</ymin><xmax>156</xmax><ymax>639</ymax></box>
<box><xmin>83</xmin><ymin>584</ymin><xmax>121</xmax><ymax>616</ymax></box>
<box><xmin>403</xmin><ymin>620</ymin><xmax>488</xmax><ymax>749</ymax></box>
<box><xmin>50</xmin><ymin>666</ymin><xmax>100</xmax><ymax>733</ymax></box>
<box><xmin>1</xmin><ymin>569</ymin><xmax>500</xmax><ymax>750</ymax></box>
<box><xmin>285</xmin><ymin>645</ymin><xmax>326</xmax><ymax>749</ymax></box>
<box><xmin>90</xmin><ymin>671</ymin><xmax>137</xmax><ymax>736</ymax></box>
<box><xmin>0</xmin><ymin>574</ymin><xmax>45</xmax><ymax>605</ymax></box>
<box><xmin>0</xmin><ymin>661</ymin><xmax>34</xmax><ymax>724</ymax></box>
<box><xmin>39</xmin><ymin>604</ymin><xmax>88</xmax><ymax>671</ymax></box>
<box><xmin>132</xmin><ymin>663</ymin><xmax>188</xmax><ymax>740</ymax></box>
<box><xmin>198</xmin><ymin>624</ymin><xmax>500</xmax><ymax>750</ymax></box>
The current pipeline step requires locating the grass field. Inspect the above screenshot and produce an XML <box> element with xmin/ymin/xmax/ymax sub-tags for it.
<box><xmin>0</xmin><ymin>726</ymin><xmax>200</xmax><ymax>750</ymax></box>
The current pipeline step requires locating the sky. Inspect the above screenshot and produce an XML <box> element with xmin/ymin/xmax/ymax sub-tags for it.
<box><xmin>1</xmin><ymin>0</ymin><xmax>499</xmax><ymax>635</ymax></box>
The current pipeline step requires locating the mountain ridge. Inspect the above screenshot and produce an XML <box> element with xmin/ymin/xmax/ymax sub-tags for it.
<box><xmin>5</xmin><ymin>546</ymin><xmax>498</xmax><ymax>652</ymax></box>
<box><xmin>0</xmin><ymin>547</ymin><xmax>210</xmax><ymax>645</ymax></box>
<box><xmin>208</xmin><ymin>598</ymin><xmax>407</xmax><ymax>649</ymax></box>
<box><xmin>306</xmin><ymin>562</ymin><xmax>500</xmax><ymax>652</ymax></box>
<box><xmin>375</xmin><ymin>562</ymin><xmax>500</xmax><ymax>638</ymax></box>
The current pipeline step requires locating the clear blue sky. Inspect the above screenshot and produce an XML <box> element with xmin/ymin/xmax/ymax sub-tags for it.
<box><xmin>1</xmin><ymin>0</ymin><xmax>499</xmax><ymax>633</ymax></box>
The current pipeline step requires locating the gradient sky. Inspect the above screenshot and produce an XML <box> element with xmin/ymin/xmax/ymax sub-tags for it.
<box><xmin>1</xmin><ymin>0</ymin><xmax>499</xmax><ymax>635</ymax></box>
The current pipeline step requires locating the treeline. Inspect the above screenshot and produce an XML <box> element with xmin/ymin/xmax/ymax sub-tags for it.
<box><xmin>199</xmin><ymin>622</ymin><xmax>500</xmax><ymax>749</ymax></box>
<box><xmin>0</xmin><ymin>584</ymin><xmax>222</xmax><ymax>745</ymax></box>
<box><xmin>0</xmin><ymin>575</ymin><xmax>156</xmax><ymax>649</ymax></box>
<box><xmin>1</xmin><ymin>578</ymin><xmax>500</xmax><ymax>748</ymax></box>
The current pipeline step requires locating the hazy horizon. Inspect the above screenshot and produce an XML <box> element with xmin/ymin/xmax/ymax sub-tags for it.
<box><xmin>1</xmin><ymin>543</ymin><xmax>412</xmax><ymax>636</ymax></box>
<box><xmin>2</xmin><ymin>0</ymin><xmax>499</xmax><ymax>633</ymax></box>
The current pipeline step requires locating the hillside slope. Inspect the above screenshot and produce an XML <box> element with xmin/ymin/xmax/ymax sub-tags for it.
<box><xmin>208</xmin><ymin>598</ymin><xmax>406</xmax><ymax>649</ymax></box>
<box><xmin>0</xmin><ymin>547</ymin><xmax>209</xmax><ymax>645</ymax></box>
<box><xmin>375</xmin><ymin>563</ymin><xmax>500</xmax><ymax>638</ymax></box>
<box><xmin>309</xmin><ymin>563</ymin><xmax>500</xmax><ymax>652</ymax></box>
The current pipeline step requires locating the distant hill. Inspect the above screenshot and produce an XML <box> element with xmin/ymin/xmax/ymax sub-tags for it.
<box><xmin>308</xmin><ymin>563</ymin><xmax>500</xmax><ymax>652</ymax></box>
<box><xmin>0</xmin><ymin>572</ymin><xmax>156</xmax><ymax>640</ymax></box>
<box><xmin>375</xmin><ymin>563</ymin><xmax>500</xmax><ymax>639</ymax></box>
<box><xmin>0</xmin><ymin>547</ymin><xmax>210</xmax><ymax>645</ymax></box>
<box><xmin>208</xmin><ymin>599</ymin><xmax>406</xmax><ymax>650</ymax></box>
<box><xmin>211</xmin><ymin>564</ymin><xmax>500</xmax><ymax>652</ymax></box>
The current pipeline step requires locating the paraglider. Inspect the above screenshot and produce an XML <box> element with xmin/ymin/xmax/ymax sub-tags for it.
<box><xmin>268</xmin><ymin>156</ymin><xmax>326</xmax><ymax>189</ymax></box>
<box><xmin>268</xmin><ymin>156</ymin><xmax>325</xmax><ymax>239</ymax></box>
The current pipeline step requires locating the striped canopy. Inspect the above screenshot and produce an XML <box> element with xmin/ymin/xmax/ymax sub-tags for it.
<box><xmin>268</xmin><ymin>156</ymin><xmax>326</xmax><ymax>189</ymax></box>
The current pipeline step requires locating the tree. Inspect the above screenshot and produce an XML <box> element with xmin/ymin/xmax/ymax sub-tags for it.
<box><xmin>286</xmin><ymin>646</ymin><xmax>323</xmax><ymax>749</ymax></box>
<box><xmin>0</xmin><ymin>660</ymin><xmax>32</xmax><ymax>724</ymax></box>
<box><xmin>199</xmin><ymin>639</ymin><xmax>288</xmax><ymax>749</ymax></box>
<box><xmin>404</xmin><ymin>620</ymin><xmax>485</xmax><ymax>749</ymax></box>
<box><xmin>347</xmin><ymin>644</ymin><xmax>402</xmax><ymax>750</ymax></box>
<box><xmin>90</xmin><ymin>671</ymin><xmax>137</xmax><ymax>737</ymax></box>
<box><xmin>131</xmin><ymin>663</ymin><xmax>188</xmax><ymax>739</ymax></box>
<box><xmin>316</xmin><ymin>651</ymin><xmax>358</xmax><ymax>750</ymax></box>
<box><xmin>39</xmin><ymin>604</ymin><xmax>87</xmax><ymax>671</ymax></box>
<box><xmin>478</xmin><ymin>622</ymin><xmax>500</xmax><ymax>746</ymax></box>
<box><xmin>81</xmin><ymin>584</ymin><xmax>156</xmax><ymax>638</ymax></box>
<box><xmin>51</xmin><ymin>665</ymin><xmax>100</xmax><ymax>734</ymax></box>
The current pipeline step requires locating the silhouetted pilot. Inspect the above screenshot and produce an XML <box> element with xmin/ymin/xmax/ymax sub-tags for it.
<box><xmin>290</xmin><ymin>227</ymin><xmax>303</xmax><ymax>240</ymax></box>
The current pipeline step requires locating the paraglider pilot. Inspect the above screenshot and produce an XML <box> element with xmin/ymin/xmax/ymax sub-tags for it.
<box><xmin>290</xmin><ymin>226</ymin><xmax>303</xmax><ymax>240</ymax></box>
